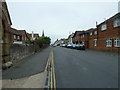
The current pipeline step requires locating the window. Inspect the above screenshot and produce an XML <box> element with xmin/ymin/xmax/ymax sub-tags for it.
<box><xmin>94</xmin><ymin>39</ymin><xmax>97</xmax><ymax>46</ymax></box>
<box><xmin>106</xmin><ymin>39</ymin><xmax>112</xmax><ymax>47</ymax></box>
<box><xmin>101</xmin><ymin>24</ymin><xmax>107</xmax><ymax>30</ymax></box>
<box><xmin>80</xmin><ymin>34</ymin><xmax>84</xmax><ymax>38</ymax></box>
<box><xmin>90</xmin><ymin>32</ymin><xmax>92</xmax><ymax>36</ymax></box>
<box><xmin>14</xmin><ymin>35</ymin><xmax>16</xmax><ymax>39</ymax></box>
<box><xmin>18</xmin><ymin>36</ymin><xmax>20</xmax><ymax>40</ymax></box>
<box><xmin>94</xmin><ymin>31</ymin><xmax>97</xmax><ymax>35</ymax></box>
<box><xmin>114</xmin><ymin>38</ymin><xmax>120</xmax><ymax>47</ymax></box>
<box><xmin>114</xmin><ymin>19</ymin><xmax>120</xmax><ymax>27</ymax></box>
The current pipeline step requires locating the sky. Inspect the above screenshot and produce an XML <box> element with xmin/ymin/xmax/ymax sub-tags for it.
<box><xmin>6</xmin><ymin>0</ymin><xmax>119</xmax><ymax>43</ymax></box>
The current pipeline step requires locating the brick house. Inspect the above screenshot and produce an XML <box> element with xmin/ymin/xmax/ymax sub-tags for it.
<box><xmin>86</xmin><ymin>28</ymin><xmax>97</xmax><ymax>49</ymax></box>
<box><xmin>10</xmin><ymin>28</ymin><xmax>22</xmax><ymax>42</ymax></box>
<box><xmin>72</xmin><ymin>31</ymin><xmax>85</xmax><ymax>44</ymax></box>
<box><xmin>78</xmin><ymin>31</ymin><xmax>89</xmax><ymax>48</ymax></box>
<box><xmin>97</xmin><ymin>12</ymin><xmax>120</xmax><ymax>52</ymax></box>
<box><xmin>0</xmin><ymin>1</ymin><xmax>12</xmax><ymax>67</ymax></box>
<box><xmin>10</xmin><ymin>28</ymin><xmax>30</xmax><ymax>44</ymax></box>
<box><xmin>19</xmin><ymin>30</ymin><xmax>29</xmax><ymax>41</ymax></box>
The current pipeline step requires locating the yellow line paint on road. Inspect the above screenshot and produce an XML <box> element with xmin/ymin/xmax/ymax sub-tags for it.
<box><xmin>49</xmin><ymin>49</ymin><xmax>57</xmax><ymax>89</ymax></box>
<box><xmin>52</xmin><ymin>51</ymin><xmax>57</xmax><ymax>89</ymax></box>
<box><xmin>50</xmin><ymin>54</ymin><xmax>53</xmax><ymax>89</ymax></box>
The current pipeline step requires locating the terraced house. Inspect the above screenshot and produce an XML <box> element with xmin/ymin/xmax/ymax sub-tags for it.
<box><xmin>97</xmin><ymin>12</ymin><xmax>120</xmax><ymax>52</ymax></box>
<box><xmin>72</xmin><ymin>12</ymin><xmax>120</xmax><ymax>52</ymax></box>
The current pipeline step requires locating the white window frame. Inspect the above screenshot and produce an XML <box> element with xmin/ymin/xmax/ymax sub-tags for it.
<box><xmin>90</xmin><ymin>32</ymin><xmax>92</xmax><ymax>36</ymax></box>
<box><xmin>94</xmin><ymin>39</ymin><xmax>97</xmax><ymax>46</ymax></box>
<box><xmin>114</xmin><ymin>38</ymin><xmax>120</xmax><ymax>47</ymax></box>
<box><xmin>14</xmin><ymin>35</ymin><xmax>16</xmax><ymax>39</ymax></box>
<box><xmin>114</xmin><ymin>19</ymin><xmax>120</xmax><ymax>27</ymax></box>
<box><xmin>94</xmin><ymin>31</ymin><xmax>97</xmax><ymax>35</ymax></box>
<box><xmin>18</xmin><ymin>36</ymin><xmax>20</xmax><ymax>40</ymax></box>
<box><xmin>101</xmin><ymin>24</ymin><xmax>107</xmax><ymax>30</ymax></box>
<box><xmin>82</xmin><ymin>34</ymin><xmax>84</xmax><ymax>38</ymax></box>
<box><xmin>106</xmin><ymin>39</ymin><xmax>112</xmax><ymax>47</ymax></box>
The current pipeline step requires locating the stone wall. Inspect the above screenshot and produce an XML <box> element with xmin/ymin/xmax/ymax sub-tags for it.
<box><xmin>9</xmin><ymin>44</ymin><xmax>35</xmax><ymax>64</ymax></box>
<box><xmin>9</xmin><ymin>44</ymin><xmax>49</xmax><ymax>63</ymax></box>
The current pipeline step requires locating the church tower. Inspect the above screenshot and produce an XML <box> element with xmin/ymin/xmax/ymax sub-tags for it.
<box><xmin>42</xmin><ymin>30</ymin><xmax>45</xmax><ymax>37</ymax></box>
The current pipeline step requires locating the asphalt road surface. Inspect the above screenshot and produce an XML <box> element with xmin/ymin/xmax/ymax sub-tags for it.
<box><xmin>3</xmin><ymin>47</ymin><xmax>51</xmax><ymax>79</ymax></box>
<box><xmin>53</xmin><ymin>46</ymin><xmax>118</xmax><ymax>88</ymax></box>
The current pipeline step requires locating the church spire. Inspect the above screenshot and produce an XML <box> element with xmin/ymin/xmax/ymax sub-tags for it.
<box><xmin>42</xmin><ymin>30</ymin><xmax>45</xmax><ymax>37</ymax></box>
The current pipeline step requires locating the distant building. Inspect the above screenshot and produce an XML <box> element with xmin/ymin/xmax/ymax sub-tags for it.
<box><xmin>29</xmin><ymin>32</ymin><xmax>39</xmax><ymax>40</ymax></box>
<box><xmin>54</xmin><ymin>39</ymin><xmax>68</xmax><ymax>46</ymax></box>
<box><xmin>10</xmin><ymin>28</ymin><xmax>30</xmax><ymax>44</ymax></box>
<box><xmin>67</xmin><ymin>33</ymin><xmax>74</xmax><ymax>44</ymax></box>
<box><xmin>42</xmin><ymin>30</ymin><xmax>45</xmax><ymax>37</ymax></box>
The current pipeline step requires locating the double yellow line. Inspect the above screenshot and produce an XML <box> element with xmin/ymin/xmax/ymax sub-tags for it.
<box><xmin>50</xmin><ymin>50</ymin><xmax>56</xmax><ymax>89</ymax></box>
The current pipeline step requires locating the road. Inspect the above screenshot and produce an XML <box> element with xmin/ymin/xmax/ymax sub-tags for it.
<box><xmin>53</xmin><ymin>46</ymin><xmax>118</xmax><ymax>88</ymax></box>
<box><xmin>3</xmin><ymin>47</ymin><xmax>51</xmax><ymax>79</ymax></box>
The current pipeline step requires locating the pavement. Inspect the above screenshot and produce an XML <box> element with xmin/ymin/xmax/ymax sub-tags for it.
<box><xmin>2</xmin><ymin>46</ymin><xmax>51</xmax><ymax>88</ymax></box>
<box><xmin>53</xmin><ymin>46</ymin><xmax>118</xmax><ymax>88</ymax></box>
<box><xmin>2</xmin><ymin>71</ymin><xmax>47</xmax><ymax>88</ymax></box>
<box><xmin>2</xmin><ymin>47</ymin><xmax>51</xmax><ymax>79</ymax></box>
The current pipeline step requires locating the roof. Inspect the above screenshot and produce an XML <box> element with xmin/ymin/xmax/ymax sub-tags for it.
<box><xmin>72</xmin><ymin>31</ymin><xmax>85</xmax><ymax>38</ymax></box>
<box><xmin>86</xmin><ymin>28</ymin><xmax>97</xmax><ymax>33</ymax></box>
<box><xmin>68</xmin><ymin>33</ymin><xmax>74</xmax><ymax>39</ymax></box>
<box><xmin>97</xmin><ymin>12</ymin><xmax>120</xmax><ymax>27</ymax></box>
<box><xmin>10</xmin><ymin>28</ymin><xmax>22</xmax><ymax>35</ymax></box>
<box><xmin>2</xmin><ymin>1</ymin><xmax>12</xmax><ymax>25</ymax></box>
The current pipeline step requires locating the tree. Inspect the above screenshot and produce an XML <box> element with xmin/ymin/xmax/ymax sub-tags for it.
<box><xmin>37</xmin><ymin>36</ymin><xmax>51</xmax><ymax>45</ymax></box>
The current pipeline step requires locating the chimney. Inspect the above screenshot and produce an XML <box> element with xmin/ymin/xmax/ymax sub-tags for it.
<box><xmin>32</xmin><ymin>31</ymin><xmax>34</xmax><ymax>40</ymax></box>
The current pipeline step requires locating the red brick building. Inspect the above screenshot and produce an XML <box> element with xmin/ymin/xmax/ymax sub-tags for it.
<box><xmin>86</xmin><ymin>28</ymin><xmax>97</xmax><ymax>49</ymax></box>
<box><xmin>97</xmin><ymin>12</ymin><xmax>120</xmax><ymax>52</ymax></box>
<box><xmin>10</xmin><ymin>28</ymin><xmax>30</xmax><ymax>44</ymax></box>
<box><xmin>72</xmin><ymin>12</ymin><xmax>120</xmax><ymax>52</ymax></box>
<box><xmin>72</xmin><ymin>31</ymin><xmax>85</xmax><ymax>44</ymax></box>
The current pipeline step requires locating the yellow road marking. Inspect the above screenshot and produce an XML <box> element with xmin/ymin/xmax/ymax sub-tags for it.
<box><xmin>50</xmin><ymin>49</ymin><xmax>56</xmax><ymax>89</ymax></box>
<box><xmin>52</xmin><ymin>51</ymin><xmax>56</xmax><ymax>89</ymax></box>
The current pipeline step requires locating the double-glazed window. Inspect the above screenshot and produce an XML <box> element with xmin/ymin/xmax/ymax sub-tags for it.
<box><xmin>80</xmin><ymin>34</ymin><xmax>84</xmax><ymax>38</ymax></box>
<box><xmin>94</xmin><ymin>39</ymin><xmax>97</xmax><ymax>46</ymax></box>
<box><xmin>114</xmin><ymin>19</ymin><xmax>120</xmax><ymax>27</ymax></box>
<box><xmin>90</xmin><ymin>32</ymin><xmax>92</xmax><ymax>36</ymax></box>
<box><xmin>106</xmin><ymin>39</ymin><xmax>112</xmax><ymax>47</ymax></box>
<box><xmin>94</xmin><ymin>31</ymin><xmax>97</xmax><ymax>35</ymax></box>
<box><xmin>114</xmin><ymin>38</ymin><xmax>120</xmax><ymax>47</ymax></box>
<box><xmin>14</xmin><ymin>35</ymin><xmax>16</xmax><ymax>39</ymax></box>
<box><xmin>18</xmin><ymin>36</ymin><xmax>20</xmax><ymax>40</ymax></box>
<box><xmin>101</xmin><ymin>24</ymin><xmax>107</xmax><ymax>30</ymax></box>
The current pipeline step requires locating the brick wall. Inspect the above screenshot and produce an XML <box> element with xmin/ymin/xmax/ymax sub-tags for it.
<box><xmin>97</xmin><ymin>19</ymin><xmax>120</xmax><ymax>52</ymax></box>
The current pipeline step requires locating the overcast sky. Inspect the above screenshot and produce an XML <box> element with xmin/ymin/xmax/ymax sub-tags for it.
<box><xmin>6</xmin><ymin>0</ymin><xmax>119</xmax><ymax>43</ymax></box>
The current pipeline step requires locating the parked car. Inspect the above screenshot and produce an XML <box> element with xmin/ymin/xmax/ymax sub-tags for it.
<box><xmin>71</xmin><ymin>44</ymin><xmax>77</xmax><ymax>49</ymax></box>
<box><xmin>66</xmin><ymin>44</ymin><xmax>72</xmax><ymax>48</ymax></box>
<box><xmin>62</xmin><ymin>44</ymin><xmax>67</xmax><ymax>47</ymax></box>
<box><xmin>77</xmin><ymin>44</ymin><xmax>85</xmax><ymax>50</ymax></box>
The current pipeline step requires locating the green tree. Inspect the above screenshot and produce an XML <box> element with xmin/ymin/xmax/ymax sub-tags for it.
<box><xmin>37</xmin><ymin>36</ymin><xmax>51</xmax><ymax>45</ymax></box>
